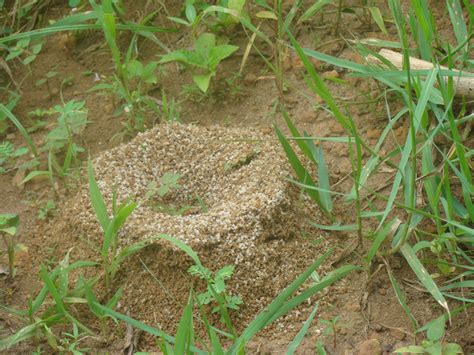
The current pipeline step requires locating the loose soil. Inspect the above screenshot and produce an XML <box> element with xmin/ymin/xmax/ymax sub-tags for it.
<box><xmin>0</xmin><ymin>0</ymin><xmax>473</xmax><ymax>354</ymax></box>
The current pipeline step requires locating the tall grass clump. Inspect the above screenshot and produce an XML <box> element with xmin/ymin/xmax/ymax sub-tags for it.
<box><xmin>276</xmin><ymin>0</ymin><xmax>474</xmax><ymax>343</ymax></box>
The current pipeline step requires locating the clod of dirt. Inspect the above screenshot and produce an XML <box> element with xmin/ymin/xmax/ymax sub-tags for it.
<box><xmin>64</xmin><ymin>123</ymin><xmax>295</xmax><ymax>265</ymax></box>
<box><xmin>357</xmin><ymin>338</ymin><xmax>382</xmax><ymax>355</ymax></box>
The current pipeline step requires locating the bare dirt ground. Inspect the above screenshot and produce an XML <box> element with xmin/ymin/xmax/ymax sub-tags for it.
<box><xmin>0</xmin><ymin>0</ymin><xmax>473</xmax><ymax>353</ymax></box>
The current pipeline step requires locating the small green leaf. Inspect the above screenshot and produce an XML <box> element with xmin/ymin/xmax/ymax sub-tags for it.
<box><xmin>68</xmin><ymin>0</ymin><xmax>81</xmax><ymax>7</ymax></box>
<box><xmin>255</xmin><ymin>10</ymin><xmax>277</xmax><ymax>19</ymax></box>
<box><xmin>426</xmin><ymin>316</ymin><xmax>445</xmax><ymax>341</ymax></box>
<box><xmin>368</xmin><ymin>7</ymin><xmax>388</xmax><ymax>34</ymax></box>
<box><xmin>393</xmin><ymin>345</ymin><xmax>425</xmax><ymax>353</ymax></box>
<box><xmin>193</xmin><ymin>74</ymin><xmax>212</xmax><ymax>93</ymax></box>
<box><xmin>208</xmin><ymin>44</ymin><xmax>239</xmax><ymax>71</ymax></box>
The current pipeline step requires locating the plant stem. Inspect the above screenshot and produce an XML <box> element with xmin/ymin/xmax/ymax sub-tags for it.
<box><xmin>2</xmin><ymin>235</ymin><xmax>14</xmax><ymax>278</ymax></box>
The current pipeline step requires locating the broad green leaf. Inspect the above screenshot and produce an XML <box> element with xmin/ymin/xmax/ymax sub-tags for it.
<box><xmin>442</xmin><ymin>343</ymin><xmax>463</xmax><ymax>354</ymax></box>
<box><xmin>185</xmin><ymin>4</ymin><xmax>197</xmax><ymax>23</ymax></box>
<box><xmin>208</xmin><ymin>44</ymin><xmax>239</xmax><ymax>71</ymax></box>
<box><xmin>195</xmin><ymin>32</ymin><xmax>215</xmax><ymax>59</ymax></box>
<box><xmin>0</xmin><ymin>214</ymin><xmax>19</xmax><ymax>232</ymax></box>
<box><xmin>426</xmin><ymin>316</ymin><xmax>445</xmax><ymax>341</ymax></box>
<box><xmin>305</xmin><ymin>136</ymin><xmax>332</xmax><ymax>212</ymax></box>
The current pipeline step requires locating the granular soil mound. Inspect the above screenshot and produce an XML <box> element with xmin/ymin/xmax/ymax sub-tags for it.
<box><xmin>37</xmin><ymin>123</ymin><xmax>331</xmax><ymax>343</ymax></box>
<box><xmin>71</xmin><ymin>123</ymin><xmax>295</xmax><ymax>260</ymax></box>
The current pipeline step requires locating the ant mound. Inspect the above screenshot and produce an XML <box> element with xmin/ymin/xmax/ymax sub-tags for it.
<box><xmin>69</xmin><ymin>123</ymin><xmax>298</xmax><ymax>263</ymax></box>
<box><xmin>45</xmin><ymin>123</ymin><xmax>328</xmax><ymax>338</ymax></box>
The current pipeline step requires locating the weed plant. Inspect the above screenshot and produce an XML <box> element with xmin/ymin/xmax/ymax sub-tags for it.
<box><xmin>88</xmin><ymin>161</ymin><xmax>158</xmax><ymax>293</ymax></box>
<box><xmin>0</xmin><ymin>213</ymin><xmax>19</xmax><ymax>278</ymax></box>
<box><xmin>21</xmin><ymin>98</ymin><xmax>89</xmax><ymax>189</ymax></box>
<box><xmin>0</xmin><ymin>251</ymin><xmax>100</xmax><ymax>350</ymax></box>
<box><xmin>159</xmin><ymin>32</ymin><xmax>239</xmax><ymax>93</ymax></box>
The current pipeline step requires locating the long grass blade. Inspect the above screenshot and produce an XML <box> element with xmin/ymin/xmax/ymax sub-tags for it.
<box><xmin>0</xmin><ymin>104</ymin><xmax>37</xmax><ymax>157</ymax></box>
<box><xmin>400</xmin><ymin>244</ymin><xmax>450</xmax><ymax>316</ymax></box>
<box><xmin>94</xmin><ymin>303</ymin><xmax>207</xmax><ymax>354</ymax></box>
<box><xmin>229</xmin><ymin>249</ymin><xmax>334</xmax><ymax>353</ymax></box>
<box><xmin>88</xmin><ymin>160</ymin><xmax>110</xmax><ymax>233</ymax></box>
<box><xmin>175</xmin><ymin>294</ymin><xmax>194</xmax><ymax>355</ymax></box>
<box><xmin>287</xmin><ymin>303</ymin><xmax>319</xmax><ymax>354</ymax></box>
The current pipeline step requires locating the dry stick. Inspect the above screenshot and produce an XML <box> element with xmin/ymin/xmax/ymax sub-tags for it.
<box><xmin>368</xmin><ymin>48</ymin><xmax>474</xmax><ymax>99</ymax></box>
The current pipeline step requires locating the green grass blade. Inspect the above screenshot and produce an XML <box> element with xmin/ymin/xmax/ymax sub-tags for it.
<box><xmin>267</xmin><ymin>265</ymin><xmax>357</xmax><ymax>325</ymax></box>
<box><xmin>0</xmin><ymin>24</ymin><xmax>176</xmax><ymax>44</ymax></box>
<box><xmin>417</xmin><ymin>304</ymin><xmax>471</xmax><ymax>334</ymax></box>
<box><xmin>0</xmin><ymin>323</ymin><xmax>40</xmax><ymax>350</ymax></box>
<box><xmin>88</xmin><ymin>160</ymin><xmax>110</xmax><ymax>233</ymax></box>
<box><xmin>287</xmin><ymin>303</ymin><xmax>319</xmax><ymax>354</ymax></box>
<box><xmin>0</xmin><ymin>104</ymin><xmax>38</xmax><ymax>157</ymax></box>
<box><xmin>39</xmin><ymin>265</ymin><xmax>66</xmax><ymax>315</ymax></box>
<box><xmin>287</xmin><ymin>177</ymin><xmax>348</xmax><ymax>197</ymax></box>
<box><xmin>282</xmin><ymin>111</ymin><xmax>315</xmax><ymax>163</ymax></box>
<box><xmin>368</xmin><ymin>6</ymin><xmax>388</xmax><ymax>34</ymax></box>
<box><xmin>347</xmin><ymin>107</ymin><xmax>408</xmax><ymax>200</ymax></box>
<box><xmin>367</xmin><ymin>219</ymin><xmax>398</xmax><ymax>263</ymax></box>
<box><xmin>102</xmin><ymin>202</ymin><xmax>137</xmax><ymax>255</ymax></box>
<box><xmin>282</xmin><ymin>0</ymin><xmax>302</xmax><ymax>34</ymax></box>
<box><xmin>175</xmin><ymin>294</ymin><xmax>194</xmax><ymax>355</ymax></box>
<box><xmin>274</xmin><ymin>125</ymin><xmax>328</xmax><ymax>215</ymax></box>
<box><xmin>400</xmin><ymin>244</ymin><xmax>450</xmax><ymax>315</ymax></box>
<box><xmin>447</xmin><ymin>0</ymin><xmax>469</xmax><ymax>50</ymax></box>
<box><xmin>84</xmin><ymin>278</ymin><xmax>104</xmax><ymax>318</ymax></box>
<box><xmin>305</xmin><ymin>136</ymin><xmax>333</xmax><ymax>212</ymax></box>
<box><xmin>299</xmin><ymin>0</ymin><xmax>331</xmax><ymax>22</ymax></box>
<box><xmin>157</xmin><ymin>234</ymin><xmax>202</xmax><ymax>266</ymax></box>
<box><xmin>288</xmin><ymin>32</ymin><xmax>350</xmax><ymax>131</ymax></box>
<box><xmin>386</xmin><ymin>266</ymin><xmax>418</xmax><ymax>331</ymax></box>
<box><xmin>102</xmin><ymin>12</ymin><xmax>124</xmax><ymax>80</ymax></box>
<box><xmin>94</xmin><ymin>303</ymin><xmax>207</xmax><ymax>354</ymax></box>
<box><xmin>378</xmin><ymin>69</ymin><xmax>438</xmax><ymax>229</ymax></box>
<box><xmin>228</xmin><ymin>249</ymin><xmax>334</xmax><ymax>353</ymax></box>
<box><xmin>196</xmin><ymin>296</ymin><xmax>224</xmax><ymax>354</ymax></box>
<box><xmin>309</xmin><ymin>222</ymin><xmax>357</xmax><ymax>231</ymax></box>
